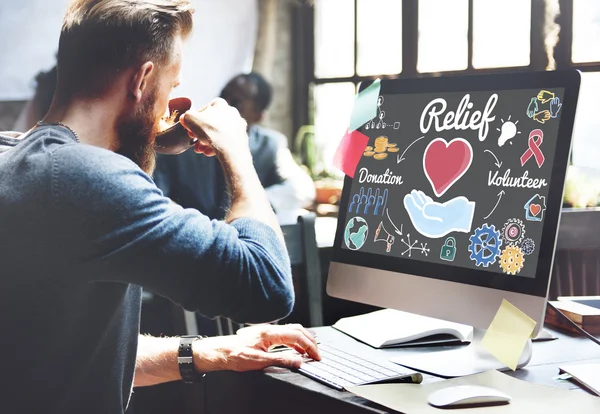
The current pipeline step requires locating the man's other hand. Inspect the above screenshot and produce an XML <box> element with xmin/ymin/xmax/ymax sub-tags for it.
<box><xmin>193</xmin><ymin>324</ymin><xmax>320</xmax><ymax>373</ymax></box>
<box><xmin>179</xmin><ymin>98</ymin><xmax>249</xmax><ymax>158</ymax></box>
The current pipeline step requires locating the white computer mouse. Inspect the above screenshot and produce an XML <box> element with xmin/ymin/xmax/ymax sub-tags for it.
<box><xmin>428</xmin><ymin>385</ymin><xmax>511</xmax><ymax>408</ymax></box>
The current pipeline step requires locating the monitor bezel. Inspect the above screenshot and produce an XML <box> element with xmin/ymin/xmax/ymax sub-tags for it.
<box><xmin>331</xmin><ymin>70</ymin><xmax>581</xmax><ymax>298</ymax></box>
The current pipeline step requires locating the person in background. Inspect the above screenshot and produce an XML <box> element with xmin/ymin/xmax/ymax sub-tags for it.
<box><xmin>154</xmin><ymin>72</ymin><xmax>315</xmax><ymax>224</ymax></box>
<box><xmin>0</xmin><ymin>1</ymin><xmax>319</xmax><ymax>413</ymax></box>
<box><xmin>12</xmin><ymin>64</ymin><xmax>57</xmax><ymax>132</ymax></box>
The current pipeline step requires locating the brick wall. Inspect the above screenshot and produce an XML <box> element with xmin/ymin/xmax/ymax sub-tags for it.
<box><xmin>253</xmin><ymin>0</ymin><xmax>294</xmax><ymax>145</ymax></box>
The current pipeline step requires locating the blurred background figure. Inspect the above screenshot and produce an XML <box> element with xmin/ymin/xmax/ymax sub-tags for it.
<box><xmin>154</xmin><ymin>72</ymin><xmax>316</xmax><ymax>224</ymax></box>
<box><xmin>12</xmin><ymin>64</ymin><xmax>57</xmax><ymax>132</ymax></box>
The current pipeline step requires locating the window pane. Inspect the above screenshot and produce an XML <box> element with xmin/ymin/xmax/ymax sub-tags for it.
<box><xmin>312</xmin><ymin>82</ymin><xmax>356</xmax><ymax>175</ymax></box>
<box><xmin>572</xmin><ymin>0</ymin><xmax>600</xmax><ymax>63</ymax></box>
<box><xmin>314</xmin><ymin>0</ymin><xmax>355</xmax><ymax>78</ymax></box>
<box><xmin>418</xmin><ymin>0</ymin><xmax>468</xmax><ymax>73</ymax></box>
<box><xmin>571</xmin><ymin>72</ymin><xmax>600</xmax><ymax>168</ymax></box>
<box><xmin>357</xmin><ymin>0</ymin><xmax>402</xmax><ymax>76</ymax></box>
<box><xmin>472</xmin><ymin>0</ymin><xmax>530</xmax><ymax>69</ymax></box>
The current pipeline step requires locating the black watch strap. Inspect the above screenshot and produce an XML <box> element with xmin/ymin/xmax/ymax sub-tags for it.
<box><xmin>178</xmin><ymin>335</ymin><xmax>206</xmax><ymax>384</ymax></box>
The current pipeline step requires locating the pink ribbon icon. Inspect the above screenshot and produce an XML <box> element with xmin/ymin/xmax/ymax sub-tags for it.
<box><xmin>520</xmin><ymin>129</ymin><xmax>545</xmax><ymax>168</ymax></box>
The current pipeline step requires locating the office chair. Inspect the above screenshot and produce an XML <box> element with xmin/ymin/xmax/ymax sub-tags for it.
<box><xmin>281</xmin><ymin>212</ymin><xmax>324</xmax><ymax>327</ymax></box>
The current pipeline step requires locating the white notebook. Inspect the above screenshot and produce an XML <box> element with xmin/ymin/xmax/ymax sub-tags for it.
<box><xmin>560</xmin><ymin>363</ymin><xmax>600</xmax><ymax>396</ymax></box>
<box><xmin>332</xmin><ymin>308</ymin><xmax>473</xmax><ymax>348</ymax></box>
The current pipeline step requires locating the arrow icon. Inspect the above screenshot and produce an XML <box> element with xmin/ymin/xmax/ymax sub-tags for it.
<box><xmin>386</xmin><ymin>208</ymin><xmax>403</xmax><ymax>235</ymax></box>
<box><xmin>484</xmin><ymin>190</ymin><xmax>505</xmax><ymax>220</ymax></box>
<box><xmin>397</xmin><ymin>136</ymin><xmax>425</xmax><ymax>164</ymax></box>
<box><xmin>484</xmin><ymin>149</ymin><xmax>503</xmax><ymax>168</ymax></box>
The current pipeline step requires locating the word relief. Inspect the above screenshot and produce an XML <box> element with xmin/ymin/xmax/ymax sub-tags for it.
<box><xmin>420</xmin><ymin>94</ymin><xmax>498</xmax><ymax>142</ymax></box>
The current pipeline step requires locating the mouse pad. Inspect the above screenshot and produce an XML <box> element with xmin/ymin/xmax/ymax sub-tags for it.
<box><xmin>347</xmin><ymin>370</ymin><xmax>600</xmax><ymax>413</ymax></box>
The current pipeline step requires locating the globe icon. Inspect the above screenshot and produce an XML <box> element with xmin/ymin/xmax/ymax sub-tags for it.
<box><xmin>344</xmin><ymin>217</ymin><xmax>369</xmax><ymax>251</ymax></box>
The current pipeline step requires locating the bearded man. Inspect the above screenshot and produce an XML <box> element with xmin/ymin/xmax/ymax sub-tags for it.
<box><xmin>0</xmin><ymin>1</ymin><xmax>318</xmax><ymax>413</ymax></box>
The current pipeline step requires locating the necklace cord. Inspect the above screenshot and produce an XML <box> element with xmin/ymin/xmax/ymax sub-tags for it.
<box><xmin>36</xmin><ymin>121</ymin><xmax>80</xmax><ymax>142</ymax></box>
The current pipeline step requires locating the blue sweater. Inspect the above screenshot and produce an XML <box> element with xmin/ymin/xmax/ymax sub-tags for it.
<box><xmin>0</xmin><ymin>126</ymin><xmax>293</xmax><ymax>413</ymax></box>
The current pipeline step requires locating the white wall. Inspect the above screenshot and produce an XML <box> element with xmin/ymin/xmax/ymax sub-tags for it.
<box><xmin>0</xmin><ymin>0</ymin><xmax>69</xmax><ymax>100</ymax></box>
<box><xmin>0</xmin><ymin>0</ymin><xmax>257</xmax><ymax>106</ymax></box>
<box><xmin>179</xmin><ymin>0</ymin><xmax>257</xmax><ymax>106</ymax></box>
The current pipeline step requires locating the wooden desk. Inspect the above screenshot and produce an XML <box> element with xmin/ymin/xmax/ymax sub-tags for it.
<box><xmin>203</xmin><ymin>326</ymin><xmax>600</xmax><ymax>414</ymax></box>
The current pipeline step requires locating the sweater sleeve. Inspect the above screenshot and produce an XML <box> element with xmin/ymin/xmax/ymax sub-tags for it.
<box><xmin>50</xmin><ymin>145</ymin><xmax>293</xmax><ymax>324</ymax></box>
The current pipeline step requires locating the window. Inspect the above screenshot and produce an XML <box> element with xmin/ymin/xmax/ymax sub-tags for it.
<box><xmin>314</xmin><ymin>0</ymin><xmax>354</xmax><ymax>78</ymax></box>
<box><xmin>311</xmin><ymin>0</ymin><xmax>403</xmax><ymax>176</ymax></box>
<box><xmin>418</xmin><ymin>0</ymin><xmax>468</xmax><ymax>73</ymax></box>
<box><xmin>569</xmin><ymin>0</ymin><xmax>600</xmax><ymax>169</ymax></box>
<box><xmin>312</xmin><ymin>82</ymin><xmax>356</xmax><ymax>175</ymax></box>
<box><xmin>472</xmin><ymin>0</ymin><xmax>530</xmax><ymax>69</ymax></box>
<box><xmin>572</xmin><ymin>0</ymin><xmax>600</xmax><ymax>63</ymax></box>
<box><xmin>572</xmin><ymin>73</ymin><xmax>600</xmax><ymax>168</ymax></box>
<box><xmin>357</xmin><ymin>0</ymin><xmax>403</xmax><ymax>76</ymax></box>
<box><xmin>304</xmin><ymin>0</ymin><xmax>599</xmax><ymax>174</ymax></box>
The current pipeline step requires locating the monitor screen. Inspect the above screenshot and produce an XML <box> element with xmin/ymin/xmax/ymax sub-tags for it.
<box><xmin>341</xmin><ymin>87</ymin><xmax>566</xmax><ymax>280</ymax></box>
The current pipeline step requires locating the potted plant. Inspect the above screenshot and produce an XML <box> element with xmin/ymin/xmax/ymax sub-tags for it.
<box><xmin>563</xmin><ymin>165</ymin><xmax>600</xmax><ymax>208</ymax></box>
<box><xmin>294</xmin><ymin>125</ymin><xmax>344</xmax><ymax>205</ymax></box>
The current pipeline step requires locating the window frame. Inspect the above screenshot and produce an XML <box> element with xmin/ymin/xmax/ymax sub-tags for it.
<box><xmin>292</xmin><ymin>0</ymin><xmax>600</xmax><ymax>148</ymax></box>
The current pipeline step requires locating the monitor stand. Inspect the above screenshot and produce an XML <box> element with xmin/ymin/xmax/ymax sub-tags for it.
<box><xmin>390</xmin><ymin>328</ymin><xmax>533</xmax><ymax>378</ymax></box>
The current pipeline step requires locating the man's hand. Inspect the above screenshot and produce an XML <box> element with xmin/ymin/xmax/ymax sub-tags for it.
<box><xmin>194</xmin><ymin>324</ymin><xmax>321</xmax><ymax>372</ymax></box>
<box><xmin>526</xmin><ymin>97</ymin><xmax>538</xmax><ymax>118</ymax></box>
<box><xmin>180</xmin><ymin>98</ymin><xmax>282</xmax><ymax>238</ymax></box>
<box><xmin>537</xmin><ymin>90</ymin><xmax>555</xmax><ymax>104</ymax></box>
<box><xmin>179</xmin><ymin>98</ymin><xmax>249</xmax><ymax>158</ymax></box>
<box><xmin>550</xmin><ymin>96</ymin><xmax>562</xmax><ymax>118</ymax></box>
<box><xmin>533</xmin><ymin>110</ymin><xmax>551</xmax><ymax>124</ymax></box>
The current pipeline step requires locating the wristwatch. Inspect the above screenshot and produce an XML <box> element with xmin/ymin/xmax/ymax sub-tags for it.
<box><xmin>178</xmin><ymin>335</ymin><xmax>207</xmax><ymax>384</ymax></box>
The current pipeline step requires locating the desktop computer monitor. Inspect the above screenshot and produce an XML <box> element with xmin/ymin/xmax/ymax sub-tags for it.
<box><xmin>327</xmin><ymin>70</ymin><xmax>580</xmax><ymax>339</ymax></box>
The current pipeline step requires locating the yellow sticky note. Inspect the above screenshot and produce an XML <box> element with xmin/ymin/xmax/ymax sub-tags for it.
<box><xmin>480</xmin><ymin>299</ymin><xmax>537</xmax><ymax>371</ymax></box>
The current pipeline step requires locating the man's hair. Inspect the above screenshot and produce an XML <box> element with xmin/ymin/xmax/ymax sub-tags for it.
<box><xmin>56</xmin><ymin>0</ymin><xmax>194</xmax><ymax>101</ymax></box>
<box><xmin>222</xmin><ymin>72</ymin><xmax>273</xmax><ymax>112</ymax></box>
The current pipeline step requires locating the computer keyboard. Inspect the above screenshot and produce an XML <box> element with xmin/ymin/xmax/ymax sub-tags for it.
<box><xmin>298</xmin><ymin>343</ymin><xmax>423</xmax><ymax>391</ymax></box>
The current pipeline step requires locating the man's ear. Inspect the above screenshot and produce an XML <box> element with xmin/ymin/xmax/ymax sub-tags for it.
<box><xmin>129</xmin><ymin>61</ymin><xmax>154</xmax><ymax>102</ymax></box>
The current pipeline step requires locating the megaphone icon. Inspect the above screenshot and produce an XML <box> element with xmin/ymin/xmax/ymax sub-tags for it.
<box><xmin>374</xmin><ymin>221</ymin><xmax>395</xmax><ymax>253</ymax></box>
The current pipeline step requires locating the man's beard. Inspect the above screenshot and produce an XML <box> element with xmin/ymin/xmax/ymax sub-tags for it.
<box><xmin>116</xmin><ymin>88</ymin><xmax>159</xmax><ymax>174</ymax></box>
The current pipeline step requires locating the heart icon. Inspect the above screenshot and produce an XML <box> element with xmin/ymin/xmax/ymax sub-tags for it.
<box><xmin>423</xmin><ymin>138</ymin><xmax>473</xmax><ymax>197</ymax></box>
<box><xmin>529</xmin><ymin>204</ymin><xmax>541</xmax><ymax>217</ymax></box>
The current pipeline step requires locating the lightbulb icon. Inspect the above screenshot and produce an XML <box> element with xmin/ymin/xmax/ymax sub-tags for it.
<box><xmin>497</xmin><ymin>116</ymin><xmax>521</xmax><ymax>147</ymax></box>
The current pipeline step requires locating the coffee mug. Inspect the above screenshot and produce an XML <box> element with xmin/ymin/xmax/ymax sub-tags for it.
<box><xmin>155</xmin><ymin>97</ymin><xmax>197</xmax><ymax>155</ymax></box>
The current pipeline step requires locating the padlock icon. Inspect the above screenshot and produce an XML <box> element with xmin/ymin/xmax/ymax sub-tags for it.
<box><xmin>440</xmin><ymin>237</ymin><xmax>456</xmax><ymax>261</ymax></box>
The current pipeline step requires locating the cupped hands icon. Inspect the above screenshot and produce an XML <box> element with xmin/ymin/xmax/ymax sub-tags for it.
<box><xmin>403</xmin><ymin>190</ymin><xmax>475</xmax><ymax>238</ymax></box>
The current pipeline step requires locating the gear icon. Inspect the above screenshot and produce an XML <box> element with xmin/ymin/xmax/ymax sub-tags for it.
<box><xmin>468</xmin><ymin>224</ymin><xmax>503</xmax><ymax>267</ymax></box>
<box><xmin>499</xmin><ymin>246</ymin><xmax>525</xmax><ymax>275</ymax></box>
<box><xmin>519</xmin><ymin>238</ymin><xmax>535</xmax><ymax>255</ymax></box>
<box><xmin>502</xmin><ymin>218</ymin><xmax>525</xmax><ymax>245</ymax></box>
